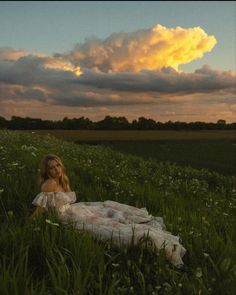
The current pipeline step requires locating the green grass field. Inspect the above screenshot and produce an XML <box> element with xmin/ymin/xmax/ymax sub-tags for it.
<box><xmin>22</xmin><ymin>130</ymin><xmax>236</xmax><ymax>176</ymax></box>
<box><xmin>0</xmin><ymin>130</ymin><xmax>236</xmax><ymax>294</ymax></box>
<box><xmin>101</xmin><ymin>140</ymin><xmax>236</xmax><ymax>176</ymax></box>
<box><xmin>23</xmin><ymin>129</ymin><xmax>236</xmax><ymax>142</ymax></box>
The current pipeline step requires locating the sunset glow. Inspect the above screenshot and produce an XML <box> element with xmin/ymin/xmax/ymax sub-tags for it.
<box><xmin>0</xmin><ymin>1</ymin><xmax>235</xmax><ymax>122</ymax></box>
<box><xmin>44</xmin><ymin>58</ymin><xmax>82</xmax><ymax>76</ymax></box>
<box><xmin>66</xmin><ymin>24</ymin><xmax>217</xmax><ymax>72</ymax></box>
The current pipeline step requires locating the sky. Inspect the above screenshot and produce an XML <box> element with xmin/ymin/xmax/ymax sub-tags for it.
<box><xmin>0</xmin><ymin>1</ymin><xmax>235</xmax><ymax>123</ymax></box>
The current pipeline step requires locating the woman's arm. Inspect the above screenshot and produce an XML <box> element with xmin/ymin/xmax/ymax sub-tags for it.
<box><xmin>29</xmin><ymin>206</ymin><xmax>45</xmax><ymax>220</ymax></box>
<box><xmin>30</xmin><ymin>180</ymin><xmax>57</xmax><ymax>220</ymax></box>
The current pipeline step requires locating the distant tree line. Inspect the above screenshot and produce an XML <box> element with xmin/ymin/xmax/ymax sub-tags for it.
<box><xmin>0</xmin><ymin>116</ymin><xmax>235</xmax><ymax>130</ymax></box>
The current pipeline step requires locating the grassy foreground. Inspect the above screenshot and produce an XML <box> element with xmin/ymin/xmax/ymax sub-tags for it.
<box><xmin>0</xmin><ymin>130</ymin><xmax>235</xmax><ymax>294</ymax></box>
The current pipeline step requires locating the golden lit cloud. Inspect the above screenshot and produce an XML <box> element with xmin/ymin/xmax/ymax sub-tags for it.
<box><xmin>1</xmin><ymin>24</ymin><xmax>235</xmax><ymax>123</ymax></box>
<box><xmin>0</xmin><ymin>47</ymin><xmax>82</xmax><ymax>77</ymax></box>
<box><xmin>0</xmin><ymin>47</ymin><xmax>46</xmax><ymax>61</ymax></box>
<box><xmin>65</xmin><ymin>24</ymin><xmax>217</xmax><ymax>72</ymax></box>
<box><xmin>0</xmin><ymin>48</ymin><xmax>28</xmax><ymax>61</ymax></box>
<box><xmin>43</xmin><ymin>57</ymin><xmax>82</xmax><ymax>76</ymax></box>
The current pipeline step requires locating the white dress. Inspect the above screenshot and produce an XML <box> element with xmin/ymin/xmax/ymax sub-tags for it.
<box><xmin>32</xmin><ymin>192</ymin><xmax>186</xmax><ymax>267</ymax></box>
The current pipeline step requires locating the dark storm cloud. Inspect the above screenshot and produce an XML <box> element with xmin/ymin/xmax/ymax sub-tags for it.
<box><xmin>77</xmin><ymin>65</ymin><xmax>236</xmax><ymax>94</ymax></box>
<box><xmin>0</xmin><ymin>49</ymin><xmax>235</xmax><ymax>107</ymax></box>
<box><xmin>0</xmin><ymin>55</ymin><xmax>75</xmax><ymax>87</ymax></box>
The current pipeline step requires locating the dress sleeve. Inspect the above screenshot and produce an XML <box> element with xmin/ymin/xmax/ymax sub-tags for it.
<box><xmin>32</xmin><ymin>192</ymin><xmax>55</xmax><ymax>209</ymax></box>
<box><xmin>32</xmin><ymin>192</ymin><xmax>76</xmax><ymax>210</ymax></box>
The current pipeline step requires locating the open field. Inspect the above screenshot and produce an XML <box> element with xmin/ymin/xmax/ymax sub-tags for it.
<box><xmin>21</xmin><ymin>130</ymin><xmax>236</xmax><ymax>176</ymax></box>
<box><xmin>102</xmin><ymin>140</ymin><xmax>236</xmax><ymax>176</ymax></box>
<box><xmin>0</xmin><ymin>130</ymin><xmax>236</xmax><ymax>294</ymax></box>
<box><xmin>22</xmin><ymin>130</ymin><xmax>236</xmax><ymax>142</ymax></box>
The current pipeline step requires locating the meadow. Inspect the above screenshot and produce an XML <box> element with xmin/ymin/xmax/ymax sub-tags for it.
<box><xmin>23</xmin><ymin>129</ymin><xmax>236</xmax><ymax>142</ymax></box>
<box><xmin>101</xmin><ymin>140</ymin><xmax>236</xmax><ymax>176</ymax></box>
<box><xmin>23</xmin><ymin>130</ymin><xmax>236</xmax><ymax>176</ymax></box>
<box><xmin>0</xmin><ymin>130</ymin><xmax>235</xmax><ymax>294</ymax></box>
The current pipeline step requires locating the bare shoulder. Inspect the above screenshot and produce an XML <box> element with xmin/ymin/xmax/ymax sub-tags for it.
<box><xmin>41</xmin><ymin>179</ymin><xmax>57</xmax><ymax>192</ymax></box>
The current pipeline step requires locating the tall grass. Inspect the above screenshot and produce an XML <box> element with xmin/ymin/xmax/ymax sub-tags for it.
<box><xmin>0</xmin><ymin>130</ymin><xmax>235</xmax><ymax>294</ymax></box>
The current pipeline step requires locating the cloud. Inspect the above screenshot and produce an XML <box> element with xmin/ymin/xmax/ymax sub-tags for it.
<box><xmin>62</xmin><ymin>24</ymin><xmax>217</xmax><ymax>72</ymax></box>
<box><xmin>76</xmin><ymin>65</ymin><xmax>236</xmax><ymax>95</ymax></box>
<box><xmin>0</xmin><ymin>21</ymin><xmax>234</xmax><ymax>123</ymax></box>
<box><xmin>0</xmin><ymin>51</ymin><xmax>235</xmax><ymax>108</ymax></box>
<box><xmin>0</xmin><ymin>55</ymin><xmax>79</xmax><ymax>87</ymax></box>
<box><xmin>0</xmin><ymin>47</ymin><xmax>81</xmax><ymax>90</ymax></box>
<box><xmin>0</xmin><ymin>47</ymin><xmax>47</xmax><ymax>61</ymax></box>
<box><xmin>1</xmin><ymin>94</ymin><xmax>234</xmax><ymax>123</ymax></box>
<box><xmin>0</xmin><ymin>47</ymin><xmax>28</xmax><ymax>61</ymax></box>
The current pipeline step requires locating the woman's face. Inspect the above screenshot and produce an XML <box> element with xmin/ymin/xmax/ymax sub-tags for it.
<box><xmin>47</xmin><ymin>159</ymin><xmax>62</xmax><ymax>179</ymax></box>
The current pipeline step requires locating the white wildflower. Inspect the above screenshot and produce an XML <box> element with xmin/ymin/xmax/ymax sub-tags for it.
<box><xmin>195</xmin><ymin>267</ymin><xmax>202</xmax><ymax>278</ymax></box>
<box><xmin>111</xmin><ymin>263</ymin><xmax>119</xmax><ymax>267</ymax></box>
<box><xmin>155</xmin><ymin>286</ymin><xmax>162</xmax><ymax>290</ymax></box>
<box><xmin>45</xmin><ymin>219</ymin><xmax>59</xmax><ymax>227</ymax></box>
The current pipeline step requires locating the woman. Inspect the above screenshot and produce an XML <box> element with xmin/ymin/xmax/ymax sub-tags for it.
<box><xmin>31</xmin><ymin>154</ymin><xmax>186</xmax><ymax>268</ymax></box>
<box><xmin>30</xmin><ymin>154</ymin><xmax>71</xmax><ymax>219</ymax></box>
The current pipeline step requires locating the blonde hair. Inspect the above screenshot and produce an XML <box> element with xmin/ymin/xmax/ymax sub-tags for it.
<box><xmin>39</xmin><ymin>154</ymin><xmax>71</xmax><ymax>192</ymax></box>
